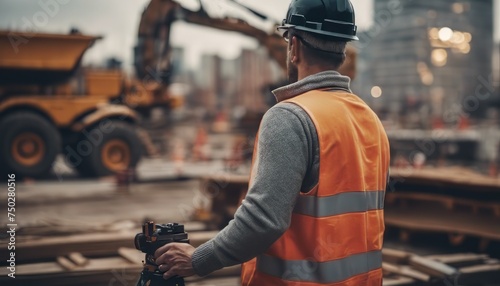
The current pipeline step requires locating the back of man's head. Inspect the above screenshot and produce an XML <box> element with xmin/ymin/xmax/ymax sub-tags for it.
<box><xmin>291</xmin><ymin>30</ymin><xmax>347</xmax><ymax>70</ymax></box>
<box><xmin>278</xmin><ymin>0</ymin><xmax>357</xmax><ymax>70</ymax></box>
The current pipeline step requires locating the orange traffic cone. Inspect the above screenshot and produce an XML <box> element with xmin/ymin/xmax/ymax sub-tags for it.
<box><xmin>489</xmin><ymin>162</ymin><xmax>498</xmax><ymax>178</ymax></box>
<box><xmin>432</xmin><ymin>117</ymin><xmax>445</xmax><ymax>130</ymax></box>
<box><xmin>192</xmin><ymin>126</ymin><xmax>208</xmax><ymax>162</ymax></box>
<box><xmin>172</xmin><ymin>139</ymin><xmax>186</xmax><ymax>176</ymax></box>
<box><xmin>457</xmin><ymin>115</ymin><xmax>470</xmax><ymax>130</ymax></box>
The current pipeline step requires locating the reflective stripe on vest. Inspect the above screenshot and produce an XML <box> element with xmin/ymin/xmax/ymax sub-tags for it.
<box><xmin>256</xmin><ymin>250</ymin><xmax>383</xmax><ymax>284</ymax></box>
<box><xmin>293</xmin><ymin>190</ymin><xmax>385</xmax><ymax>217</ymax></box>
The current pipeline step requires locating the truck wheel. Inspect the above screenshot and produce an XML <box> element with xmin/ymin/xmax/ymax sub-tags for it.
<box><xmin>80</xmin><ymin>122</ymin><xmax>142</xmax><ymax>177</ymax></box>
<box><xmin>0</xmin><ymin>112</ymin><xmax>61</xmax><ymax>178</ymax></box>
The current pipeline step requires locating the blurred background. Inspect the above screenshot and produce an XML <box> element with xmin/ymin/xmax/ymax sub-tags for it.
<box><xmin>0</xmin><ymin>0</ymin><xmax>499</xmax><ymax>285</ymax></box>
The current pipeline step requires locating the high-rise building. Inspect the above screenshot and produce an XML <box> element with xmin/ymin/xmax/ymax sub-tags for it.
<box><xmin>194</xmin><ymin>54</ymin><xmax>222</xmax><ymax>113</ymax></box>
<box><xmin>494</xmin><ymin>42</ymin><xmax>500</xmax><ymax>110</ymax></box>
<box><xmin>494</xmin><ymin>42</ymin><xmax>500</xmax><ymax>89</ymax></box>
<box><xmin>350</xmin><ymin>33</ymin><xmax>373</xmax><ymax>102</ymax></box>
<box><xmin>170</xmin><ymin>47</ymin><xmax>186</xmax><ymax>76</ymax></box>
<box><xmin>236</xmin><ymin>48</ymin><xmax>269</xmax><ymax>113</ymax></box>
<box><xmin>369</xmin><ymin>0</ymin><xmax>493</xmax><ymax>125</ymax></box>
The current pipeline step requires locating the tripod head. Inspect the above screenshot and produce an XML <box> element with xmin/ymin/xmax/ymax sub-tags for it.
<box><xmin>135</xmin><ymin>221</ymin><xmax>189</xmax><ymax>286</ymax></box>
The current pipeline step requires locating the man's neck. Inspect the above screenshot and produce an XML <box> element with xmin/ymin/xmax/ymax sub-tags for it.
<box><xmin>298</xmin><ymin>65</ymin><xmax>335</xmax><ymax>81</ymax></box>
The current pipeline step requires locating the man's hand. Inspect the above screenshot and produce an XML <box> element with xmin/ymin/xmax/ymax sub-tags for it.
<box><xmin>154</xmin><ymin>243</ymin><xmax>196</xmax><ymax>280</ymax></box>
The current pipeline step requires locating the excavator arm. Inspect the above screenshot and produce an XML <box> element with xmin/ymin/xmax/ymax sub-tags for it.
<box><xmin>134</xmin><ymin>0</ymin><xmax>355</xmax><ymax>89</ymax></box>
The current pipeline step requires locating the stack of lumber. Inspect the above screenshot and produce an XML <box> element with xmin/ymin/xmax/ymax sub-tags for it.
<box><xmin>0</xmin><ymin>226</ymin><xmax>235</xmax><ymax>286</ymax></box>
<box><xmin>0</xmin><ymin>229</ymin><xmax>218</xmax><ymax>264</ymax></box>
<box><xmin>0</xmin><ymin>249</ymin><xmax>142</xmax><ymax>286</ymax></box>
<box><xmin>382</xmin><ymin>248</ymin><xmax>500</xmax><ymax>286</ymax></box>
<box><xmin>390</xmin><ymin>167</ymin><xmax>500</xmax><ymax>194</ymax></box>
<box><xmin>0</xmin><ymin>247</ymin><xmax>241</xmax><ymax>286</ymax></box>
<box><xmin>386</xmin><ymin>167</ymin><xmax>500</xmax><ymax>250</ymax></box>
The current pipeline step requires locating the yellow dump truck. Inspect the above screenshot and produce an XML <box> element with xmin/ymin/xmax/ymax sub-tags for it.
<box><xmin>0</xmin><ymin>31</ymin><xmax>146</xmax><ymax>178</ymax></box>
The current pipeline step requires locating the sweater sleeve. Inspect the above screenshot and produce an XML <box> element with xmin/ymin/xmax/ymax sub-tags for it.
<box><xmin>191</xmin><ymin>104</ymin><xmax>312</xmax><ymax>276</ymax></box>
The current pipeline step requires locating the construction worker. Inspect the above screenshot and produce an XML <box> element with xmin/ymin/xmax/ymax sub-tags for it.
<box><xmin>154</xmin><ymin>0</ymin><xmax>390</xmax><ymax>285</ymax></box>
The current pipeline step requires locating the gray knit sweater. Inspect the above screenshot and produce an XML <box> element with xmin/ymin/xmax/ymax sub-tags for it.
<box><xmin>191</xmin><ymin>71</ymin><xmax>352</xmax><ymax>276</ymax></box>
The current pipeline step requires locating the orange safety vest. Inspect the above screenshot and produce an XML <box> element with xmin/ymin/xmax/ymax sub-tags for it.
<box><xmin>241</xmin><ymin>89</ymin><xmax>390</xmax><ymax>286</ymax></box>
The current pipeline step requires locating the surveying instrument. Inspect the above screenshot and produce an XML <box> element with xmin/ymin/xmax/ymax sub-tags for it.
<box><xmin>135</xmin><ymin>222</ymin><xmax>189</xmax><ymax>286</ymax></box>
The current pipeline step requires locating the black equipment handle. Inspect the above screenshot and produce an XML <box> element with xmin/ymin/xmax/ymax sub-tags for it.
<box><xmin>136</xmin><ymin>270</ymin><xmax>185</xmax><ymax>286</ymax></box>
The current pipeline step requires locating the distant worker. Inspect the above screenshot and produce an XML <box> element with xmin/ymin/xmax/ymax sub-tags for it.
<box><xmin>192</xmin><ymin>125</ymin><xmax>208</xmax><ymax>162</ymax></box>
<box><xmin>154</xmin><ymin>0</ymin><xmax>390</xmax><ymax>285</ymax></box>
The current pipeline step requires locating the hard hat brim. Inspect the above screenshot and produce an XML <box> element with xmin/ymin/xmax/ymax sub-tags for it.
<box><xmin>277</xmin><ymin>24</ymin><xmax>359</xmax><ymax>41</ymax></box>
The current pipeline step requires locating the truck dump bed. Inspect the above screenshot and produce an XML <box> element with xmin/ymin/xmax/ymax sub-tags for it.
<box><xmin>0</xmin><ymin>31</ymin><xmax>101</xmax><ymax>85</ymax></box>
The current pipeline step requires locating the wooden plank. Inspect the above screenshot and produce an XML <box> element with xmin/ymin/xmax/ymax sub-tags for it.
<box><xmin>385</xmin><ymin>192</ymin><xmax>500</xmax><ymax>214</ymax></box>
<box><xmin>190</xmin><ymin>231</ymin><xmax>220</xmax><ymax>247</ymax></box>
<box><xmin>385</xmin><ymin>206</ymin><xmax>500</xmax><ymax>241</ymax></box>
<box><xmin>425</xmin><ymin>253</ymin><xmax>489</xmax><ymax>268</ymax></box>
<box><xmin>458</xmin><ymin>264</ymin><xmax>500</xmax><ymax>285</ymax></box>
<box><xmin>5</xmin><ymin>261</ymin><xmax>65</xmax><ymax>275</ymax></box>
<box><xmin>382</xmin><ymin>276</ymin><xmax>417</xmax><ymax>286</ymax></box>
<box><xmin>382</xmin><ymin>248</ymin><xmax>414</xmax><ymax>265</ymax></box>
<box><xmin>0</xmin><ymin>230</ymin><xmax>218</xmax><ymax>264</ymax></box>
<box><xmin>187</xmin><ymin>277</ymin><xmax>239</xmax><ymax>286</ymax></box>
<box><xmin>56</xmin><ymin>256</ymin><xmax>77</xmax><ymax>271</ymax></box>
<box><xmin>68</xmin><ymin>252</ymin><xmax>89</xmax><ymax>267</ymax></box>
<box><xmin>382</xmin><ymin>262</ymin><xmax>431</xmax><ymax>282</ymax></box>
<box><xmin>2</xmin><ymin>257</ymin><xmax>138</xmax><ymax>276</ymax></box>
<box><xmin>409</xmin><ymin>255</ymin><xmax>458</xmax><ymax>279</ymax></box>
<box><xmin>390</xmin><ymin>167</ymin><xmax>500</xmax><ymax>193</ymax></box>
<box><xmin>485</xmin><ymin>258</ymin><xmax>500</xmax><ymax>265</ymax></box>
<box><xmin>188</xmin><ymin>265</ymin><xmax>241</xmax><ymax>280</ymax></box>
<box><xmin>209</xmin><ymin>265</ymin><xmax>241</xmax><ymax>278</ymax></box>
<box><xmin>0</xmin><ymin>256</ymin><xmax>142</xmax><ymax>286</ymax></box>
<box><xmin>82</xmin><ymin>257</ymin><xmax>138</xmax><ymax>271</ymax></box>
<box><xmin>118</xmin><ymin>247</ymin><xmax>144</xmax><ymax>265</ymax></box>
<box><xmin>0</xmin><ymin>231</ymin><xmax>135</xmax><ymax>264</ymax></box>
<box><xmin>0</xmin><ymin>266</ymin><xmax>141</xmax><ymax>286</ymax></box>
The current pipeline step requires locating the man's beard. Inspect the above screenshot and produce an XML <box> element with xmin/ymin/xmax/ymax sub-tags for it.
<box><xmin>287</xmin><ymin>53</ymin><xmax>298</xmax><ymax>84</ymax></box>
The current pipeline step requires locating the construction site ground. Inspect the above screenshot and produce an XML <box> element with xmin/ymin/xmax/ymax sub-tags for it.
<box><xmin>0</xmin><ymin>158</ymin><xmax>241</xmax><ymax>285</ymax></box>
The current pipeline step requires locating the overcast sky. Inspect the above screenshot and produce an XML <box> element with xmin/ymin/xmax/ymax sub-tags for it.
<box><xmin>0</xmin><ymin>0</ymin><xmax>499</xmax><ymax>72</ymax></box>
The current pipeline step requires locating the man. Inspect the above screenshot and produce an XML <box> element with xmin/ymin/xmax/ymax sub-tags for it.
<box><xmin>154</xmin><ymin>0</ymin><xmax>390</xmax><ymax>285</ymax></box>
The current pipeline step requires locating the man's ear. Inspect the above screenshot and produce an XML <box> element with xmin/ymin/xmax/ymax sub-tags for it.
<box><xmin>290</xmin><ymin>36</ymin><xmax>300</xmax><ymax>64</ymax></box>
